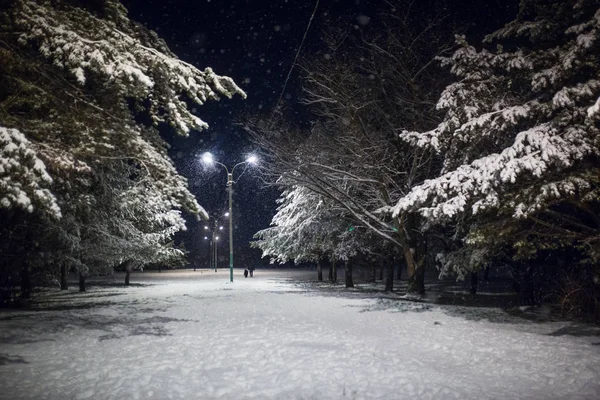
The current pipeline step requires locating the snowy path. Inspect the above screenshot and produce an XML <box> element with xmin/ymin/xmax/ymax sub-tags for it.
<box><xmin>1</xmin><ymin>269</ymin><xmax>599</xmax><ymax>400</ymax></box>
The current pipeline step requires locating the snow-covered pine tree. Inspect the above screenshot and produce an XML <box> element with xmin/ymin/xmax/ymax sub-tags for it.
<box><xmin>254</xmin><ymin>187</ymin><xmax>339</xmax><ymax>279</ymax></box>
<box><xmin>0</xmin><ymin>0</ymin><xmax>245</xmax><ymax>295</ymax></box>
<box><xmin>253</xmin><ymin>185</ymin><xmax>377</xmax><ymax>286</ymax></box>
<box><xmin>252</xmin><ymin>187</ymin><xmax>338</xmax><ymax>265</ymax></box>
<box><xmin>389</xmin><ymin>0</ymin><xmax>600</xmax><ymax>290</ymax></box>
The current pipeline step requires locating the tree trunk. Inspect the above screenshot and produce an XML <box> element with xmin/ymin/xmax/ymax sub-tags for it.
<box><xmin>20</xmin><ymin>264</ymin><xmax>31</xmax><ymax>299</ymax></box>
<box><xmin>470</xmin><ymin>271</ymin><xmax>478</xmax><ymax>295</ymax></box>
<box><xmin>413</xmin><ymin>235</ymin><xmax>427</xmax><ymax>294</ymax></box>
<box><xmin>398</xmin><ymin>214</ymin><xmax>426</xmax><ymax>295</ymax></box>
<box><xmin>328</xmin><ymin>260</ymin><xmax>333</xmax><ymax>281</ymax></box>
<box><xmin>385</xmin><ymin>262</ymin><xmax>394</xmax><ymax>292</ymax></box>
<box><xmin>60</xmin><ymin>263</ymin><xmax>68</xmax><ymax>291</ymax></box>
<box><xmin>397</xmin><ymin>262</ymin><xmax>402</xmax><ymax>280</ymax></box>
<box><xmin>79</xmin><ymin>273</ymin><xmax>86</xmax><ymax>292</ymax></box>
<box><xmin>124</xmin><ymin>260</ymin><xmax>134</xmax><ymax>286</ymax></box>
<box><xmin>317</xmin><ymin>259</ymin><xmax>323</xmax><ymax>281</ymax></box>
<box><xmin>345</xmin><ymin>260</ymin><xmax>353</xmax><ymax>288</ymax></box>
<box><xmin>402</xmin><ymin>245</ymin><xmax>419</xmax><ymax>293</ymax></box>
<box><xmin>370</xmin><ymin>266</ymin><xmax>377</xmax><ymax>283</ymax></box>
<box><xmin>483</xmin><ymin>265</ymin><xmax>490</xmax><ymax>281</ymax></box>
<box><xmin>332</xmin><ymin>259</ymin><xmax>337</xmax><ymax>283</ymax></box>
<box><xmin>378</xmin><ymin>262</ymin><xmax>384</xmax><ymax>280</ymax></box>
<box><xmin>593</xmin><ymin>283</ymin><xmax>600</xmax><ymax>323</ymax></box>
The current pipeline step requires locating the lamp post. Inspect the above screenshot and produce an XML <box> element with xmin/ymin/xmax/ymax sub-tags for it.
<box><xmin>201</xmin><ymin>152</ymin><xmax>258</xmax><ymax>283</ymax></box>
<box><xmin>214</xmin><ymin>236</ymin><xmax>219</xmax><ymax>271</ymax></box>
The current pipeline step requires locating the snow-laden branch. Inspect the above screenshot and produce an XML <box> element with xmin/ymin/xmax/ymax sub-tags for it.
<box><xmin>0</xmin><ymin>126</ymin><xmax>61</xmax><ymax>218</ymax></box>
<box><xmin>15</xmin><ymin>0</ymin><xmax>246</xmax><ymax>136</ymax></box>
<box><xmin>388</xmin><ymin>123</ymin><xmax>594</xmax><ymax>220</ymax></box>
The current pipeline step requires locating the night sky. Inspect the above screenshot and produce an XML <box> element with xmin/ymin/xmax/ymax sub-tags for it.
<box><xmin>120</xmin><ymin>0</ymin><xmax>520</xmax><ymax>268</ymax></box>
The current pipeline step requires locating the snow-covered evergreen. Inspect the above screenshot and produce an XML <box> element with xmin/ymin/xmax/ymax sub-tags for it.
<box><xmin>0</xmin><ymin>0</ymin><xmax>245</xmax><ymax>288</ymax></box>
<box><xmin>391</xmin><ymin>0</ymin><xmax>600</xmax><ymax>223</ymax></box>
<box><xmin>253</xmin><ymin>186</ymin><xmax>347</xmax><ymax>264</ymax></box>
<box><xmin>382</xmin><ymin>0</ymin><xmax>600</xmax><ymax>291</ymax></box>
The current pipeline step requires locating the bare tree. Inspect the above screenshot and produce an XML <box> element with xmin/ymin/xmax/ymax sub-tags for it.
<box><xmin>247</xmin><ymin>2</ymin><xmax>452</xmax><ymax>293</ymax></box>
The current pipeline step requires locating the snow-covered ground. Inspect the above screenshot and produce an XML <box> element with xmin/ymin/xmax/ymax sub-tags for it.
<box><xmin>1</xmin><ymin>269</ymin><xmax>599</xmax><ymax>400</ymax></box>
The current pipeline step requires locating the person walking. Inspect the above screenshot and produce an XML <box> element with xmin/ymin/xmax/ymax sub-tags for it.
<box><xmin>249</xmin><ymin>266</ymin><xmax>255</xmax><ymax>277</ymax></box>
<box><xmin>244</xmin><ymin>269</ymin><xmax>249</xmax><ymax>278</ymax></box>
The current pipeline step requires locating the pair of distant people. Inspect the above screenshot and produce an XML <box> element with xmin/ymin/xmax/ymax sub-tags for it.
<box><xmin>244</xmin><ymin>266</ymin><xmax>255</xmax><ymax>278</ymax></box>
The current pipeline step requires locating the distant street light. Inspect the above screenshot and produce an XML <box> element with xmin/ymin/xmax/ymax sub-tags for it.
<box><xmin>201</xmin><ymin>152</ymin><xmax>258</xmax><ymax>283</ymax></box>
<box><xmin>204</xmin><ymin>218</ymin><xmax>224</xmax><ymax>272</ymax></box>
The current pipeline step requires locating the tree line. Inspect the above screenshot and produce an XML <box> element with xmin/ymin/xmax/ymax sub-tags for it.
<box><xmin>0</xmin><ymin>0</ymin><xmax>244</xmax><ymax>301</ymax></box>
<box><xmin>249</xmin><ymin>0</ymin><xmax>600</xmax><ymax>321</ymax></box>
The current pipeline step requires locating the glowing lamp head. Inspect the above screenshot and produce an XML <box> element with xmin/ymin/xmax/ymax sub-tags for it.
<box><xmin>246</xmin><ymin>155</ymin><xmax>258</xmax><ymax>164</ymax></box>
<box><xmin>201</xmin><ymin>152</ymin><xmax>214</xmax><ymax>165</ymax></box>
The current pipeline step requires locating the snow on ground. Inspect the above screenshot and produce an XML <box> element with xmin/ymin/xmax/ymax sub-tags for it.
<box><xmin>1</xmin><ymin>269</ymin><xmax>599</xmax><ymax>400</ymax></box>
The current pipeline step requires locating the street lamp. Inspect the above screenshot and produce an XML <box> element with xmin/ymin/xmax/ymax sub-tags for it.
<box><xmin>201</xmin><ymin>152</ymin><xmax>258</xmax><ymax>283</ymax></box>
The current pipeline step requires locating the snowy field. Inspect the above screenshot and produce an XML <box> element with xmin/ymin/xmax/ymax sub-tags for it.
<box><xmin>1</xmin><ymin>269</ymin><xmax>600</xmax><ymax>400</ymax></box>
